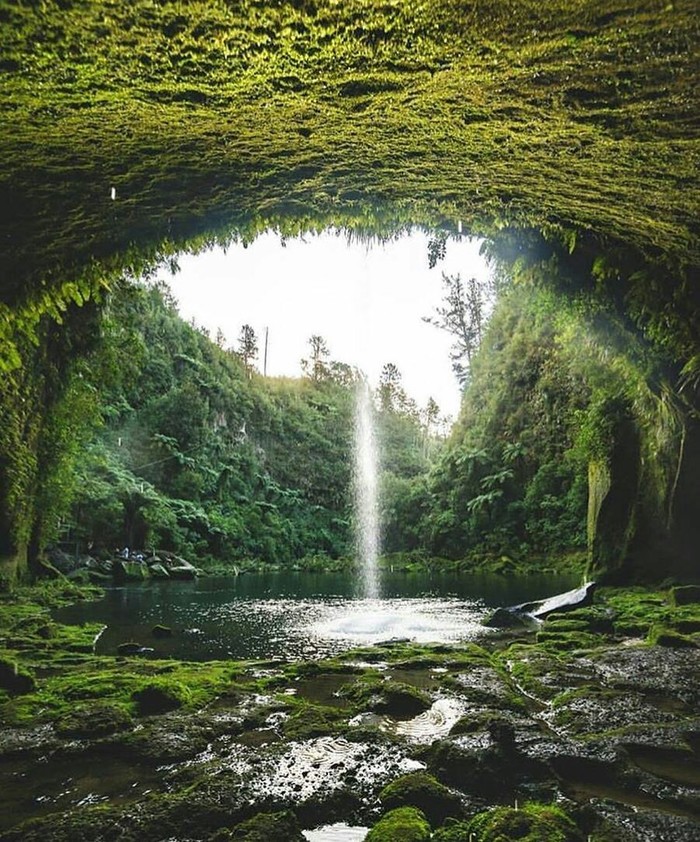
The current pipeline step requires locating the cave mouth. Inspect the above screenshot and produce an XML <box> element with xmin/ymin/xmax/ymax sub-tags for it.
<box><xmin>0</xmin><ymin>0</ymin><xmax>698</xmax><ymax>585</ymax></box>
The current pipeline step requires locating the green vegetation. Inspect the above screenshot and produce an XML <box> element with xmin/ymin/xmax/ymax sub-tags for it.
<box><xmin>464</xmin><ymin>802</ymin><xmax>583</xmax><ymax>842</ymax></box>
<box><xmin>366</xmin><ymin>806</ymin><xmax>431</xmax><ymax>842</ymax></box>
<box><xmin>48</xmin><ymin>280</ymin><xmax>441</xmax><ymax>570</ymax></box>
<box><xmin>378</xmin><ymin>772</ymin><xmax>463</xmax><ymax>825</ymax></box>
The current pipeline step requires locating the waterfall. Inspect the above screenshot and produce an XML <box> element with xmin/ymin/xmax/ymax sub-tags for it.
<box><xmin>353</xmin><ymin>378</ymin><xmax>380</xmax><ymax>599</ymax></box>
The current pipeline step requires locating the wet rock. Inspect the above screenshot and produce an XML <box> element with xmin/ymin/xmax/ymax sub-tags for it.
<box><xmin>113</xmin><ymin>560</ymin><xmax>149</xmax><ymax>582</ymax></box>
<box><xmin>115</xmin><ymin>709</ymin><xmax>236</xmax><ymax>764</ymax></box>
<box><xmin>151</xmin><ymin>624</ymin><xmax>174</xmax><ymax>638</ymax></box>
<box><xmin>149</xmin><ymin>562</ymin><xmax>170</xmax><ymax>579</ymax></box>
<box><xmin>518</xmin><ymin>582</ymin><xmax>597</xmax><ymax>620</ymax></box>
<box><xmin>543</xmin><ymin>686</ymin><xmax>679</xmax><ymax>739</ymax></box>
<box><xmin>0</xmin><ymin>724</ymin><xmax>60</xmax><ymax>759</ymax></box>
<box><xmin>593</xmin><ymin>645</ymin><xmax>700</xmax><ymax>708</ymax></box>
<box><xmin>590</xmin><ymin>798</ymin><xmax>700</xmax><ymax>841</ymax></box>
<box><xmin>448</xmin><ymin>665</ymin><xmax>524</xmax><ymax>710</ymax></box>
<box><xmin>378</xmin><ymin>771</ymin><xmax>464</xmax><ymax>824</ymax></box>
<box><xmin>117</xmin><ymin>641</ymin><xmax>148</xmax><ymax>655</ymax></box>
<box><xmin>483</xmin><ymin>607</ymin><xmax>532</xmax><ymax>629</ymax></box>
<box><xmin>365</xmin><ymin>806</ymin><xmax>430</xmax><ymax>842</ymax></box>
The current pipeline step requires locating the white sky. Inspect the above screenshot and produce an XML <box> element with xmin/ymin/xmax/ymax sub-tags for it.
<box><xmin>154</xmin><ymin>230</ymin><xmax>491</xmax><ymax>419</ymax></box>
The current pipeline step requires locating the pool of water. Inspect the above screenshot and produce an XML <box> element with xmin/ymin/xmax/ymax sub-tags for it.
<box><xmin>55</xmin><ymin>570</ymin><xmax>581</xmax><ymax>661</ymax></box>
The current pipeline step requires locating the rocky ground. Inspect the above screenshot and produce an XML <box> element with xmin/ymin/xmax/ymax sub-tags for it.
<box><xmin>0</xmin><ymin>582</ymin><xmax>699</xmax><ymax>841</ymax></box>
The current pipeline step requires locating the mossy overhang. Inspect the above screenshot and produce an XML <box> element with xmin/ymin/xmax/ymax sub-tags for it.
<box><xmin>0</xmin><ymin>0</ymin><xmax>698</xmax><ymax>311</ymax></box>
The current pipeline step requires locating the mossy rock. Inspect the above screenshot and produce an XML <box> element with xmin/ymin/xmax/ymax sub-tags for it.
<box><xmin>365</xmin><ymin>806</ymin><xmax>431</xmax><ymax>842</ymax></box>
<box><xmin>151</xmin><ymin>624</ymin><xmax>174</xmax><ymax>638</ymax></box>
<box><xmin>55</xmin><ymin>702</ymin><xmax>134</xmax><ymax>738</ymax></box>
<box><xmin>647</xmin><ymin>625</ymin><xmax>697</xmax><ymax>648</ymax></box>
<box><xmin>113</xmin><ymin>560</ymin><xmax>150</xmax><ymax>582</ymax></box>
<box><xmin>213</xmin><ymin>810</ymin><xmax>305</xmax><ymax>841</ymax></box>
<box><xmin>670</xmin><ymin>586</ymin><xmax>700</xmax><ymax>606</ymax></box>
<box><xmin>379</xmin><ymin>772</ymin><xmax>463</xmax><ymax>825</ymax></box>
<box><xmin>0</xmin><ymin>657</ymin><xmax>35</xmax><ymax>694</ymax></box>
<box><xmin>340</xmin><ymin>677</ymin><xmax>431</xmax><ymax>716</ymax></box>
<box><xmin>535</xmin><ymin>630</ymin><xmax>604</xmax><ymax>652</ymax></box>
<box><xmin>132</xmin><ymin>679</ymin><xmax>192</xmax><ymax>714</ymax></box>
<box><xmin>282</xmin><ymin>704</ymin><xmax>343</xmax><ymax>739</ymax></box>
<box><xmin>466</xmin><ymin>802</ymin><xmax>584</xmax><ymax>841</ymax></box>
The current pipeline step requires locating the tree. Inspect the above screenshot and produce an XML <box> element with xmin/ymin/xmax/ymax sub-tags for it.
<box><xmin>237</xmin><ymin>324</ymin><xmax>258</xmax><ymax>376</ymax></box>
<box><xmin>378</xmin><ymin>363</ymin><xmax>403</xmax><ymax>412</ymax></box>
<box><xmin>424</xmin><ymin>273</ymin><xmax>490</xmax><ymax>385</ymax></box>
<box><xmin>301</xmin><ymin>335</ymin><xmax>330</xmax><ymax>381</ymax></box>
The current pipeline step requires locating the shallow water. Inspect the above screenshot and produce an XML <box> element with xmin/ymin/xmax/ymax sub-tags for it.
<box><xmin>55</xmin><ymin>570</ymin><xmax>580</xmax><ymax>661</ymax></box>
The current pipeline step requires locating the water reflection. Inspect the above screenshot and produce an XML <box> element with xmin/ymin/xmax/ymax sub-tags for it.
<box><xmin>56</xmin><ymin>570</ymin><xmax>580</xmax><ymax>662</ymax></box>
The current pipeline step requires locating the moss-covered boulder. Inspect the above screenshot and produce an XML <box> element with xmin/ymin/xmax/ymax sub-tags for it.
<box><xmin>647</xmin><ymin>625</ymin><xmax>697</xmax><ymax>648</ymax></box>
<box><xmin>55</xmin><ymin>702</ymin><xmax>133</xmax><ymax>738</ymax></box>
<box><xmin>213</xmin><ymin>810</ymin><xmax>305</xmax><ymax>841</ymax></box>
<box><xmin>113</xmin><ymin>560</ymin><xmax>150</xmax><ymax>582</ymax></box>
<box><xmin>379</xmin><ymin>772</ymin><xmax>463</xmax><ymax>825</ymax></box>
<box><xmin>365</xmin><ymin>807</ymin><xmax>431</xmax><ymax>842</ymax></box>
<box><xmin>465</xmin><ymin>802</ymin><xmax>584</xmax><ymax>841</ymax></box>
<box><xmin>151</xmin><ymin>624</ymin><xmax>174</xmax><ymax>638</ymax></box>
<box><xmin>132</xmin><ymin>679</ymin><xmax>191</xmax><ymax>715</ymax></box>
<box><xmin>282</xmin><ymin>704</ymin><xmax>343</xmax><ymax>739</ymax></box>
<box><xmin>0</xmin><ymin>656</ymin><xmax>35</xmax><ymax>694</ymax></box>
<box><xmin>670</xmin><ymin>586</ymin><xmax>700</xmax><ymax>607</ymax></box>
<box><xmin>341</xmin><ymin>677</ymin><xmax>431</xmax><ymax>716</ymax></box>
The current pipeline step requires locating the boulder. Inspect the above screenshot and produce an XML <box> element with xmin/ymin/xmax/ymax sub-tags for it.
<box><xmin>483</xmin><ymin>607</ymin><xmax>533</xmax><ymax>629</ymax></box>
<box><xmin>113</xmin><ymin>560</ymin><xmax>150</xmax><ymax>582</ymax></box>
<box><xmin>379</xmin><ymin>772</ymin><xmax>463</xmax><ymax>825</ymax></box>
<box><xmin>670</xmin><ymin>585</ymin><xmax>700</xmax><ymax>606</ymax></box>
<box><xmin>0</xmin><ymin>658</ymin><xmax>35</xmax><ymax>694</ymax></box>
<box><xmin>149</xmin><ymin>562</ymin><xmax>170</xmax><ymax>579</ymax></box>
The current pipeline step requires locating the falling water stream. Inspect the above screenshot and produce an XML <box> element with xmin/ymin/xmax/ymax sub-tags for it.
<box><xmin>353</xmin><ymin>379</ymin><xmax>380</xmax><ymax>598</ymax></box>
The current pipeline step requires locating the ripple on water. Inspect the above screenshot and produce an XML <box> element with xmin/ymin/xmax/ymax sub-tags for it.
<box><xmin>394</xmin><ymin>698</ymin><xmax>467</xmax><ymax>743</ymax></box>
<box><xmin>312</xmin><ymin>599</ymin><xmax>487</xmax><ymax>647</ymax></box>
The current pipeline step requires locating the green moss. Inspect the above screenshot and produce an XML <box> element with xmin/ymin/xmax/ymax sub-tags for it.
<box><xmin>646</xmin><ymin>625</ymin><xmax>697</xmax><ymax>648</ymax></box>
<box><xmin>366</xmin><ymin>807</ymin><xmax>431</xmax><ymax>842</ymax></box>
<box><xmin>339</xmin><ymin>677</ymin><xmax>431</xmax><ymax>716</ymax></box>
<box><xmin>535</xmin><ymin>629</ymin><xmax>606</xmax><ymax>653</ymax></box>
<box><xmin>54</xmin><ymin>701</ymin><xmax>133</xmax><ymax>738</ymax></box>
<box><xmin>466</xmin><ymin>802</ymin><xmax>584</xmax><ymax>842</ymax></box>
<box><xmin>132</xmin><ymin>678</ymin><xmax>192</xmax><ymax>714</ymax></box>
<box><xmin>281</xmin><ymin>702</ymin><xmax>344</xmax><ymax>739</ymax></box>
<box><xmin>219</xmin><ymin>811</ymin><xmax>304</xmax><ymax>842</ymax></box>
<box><xmin>379</xmin><ymin>772</ymin><xmax>463</xmax><ymax>825</ymax></box>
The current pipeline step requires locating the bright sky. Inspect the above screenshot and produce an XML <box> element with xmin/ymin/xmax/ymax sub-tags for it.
<box><xmin>154</xmin><ymin>230</ymin><xmax>491</xmax><ymax>419</ymax></box>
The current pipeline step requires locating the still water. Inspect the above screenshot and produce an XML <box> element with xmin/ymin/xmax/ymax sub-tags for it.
<box><xmin>56</xmin><ymin>570</ymin><xmax>580</xmax><ymax>661</ymax></box>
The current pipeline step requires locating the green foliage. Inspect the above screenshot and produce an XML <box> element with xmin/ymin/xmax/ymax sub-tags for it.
<box><xmin>366</xmin><ymin>807</ymin><xmax>431</xmax><ymax>842</ymax></box>
<box><xmin>62</xmin><ymin>282</ymin><xmax>362</xmax><ymax>566</ymax></box>
<box><xmin>225</xmin><ymin>811</ymin><xmax>305</xmax><ymax>842</ymax></box>
<box><xmin>463</xmin><ymin>802</ymin><xmax>583</xmax><ymax>842</ymax></box>
<box><xmin>425</xmin><ymin>285</ymin><xmax>592</xmax><ymax>559</ymax></box>
<box><xmin>132</xmin><ymin>679</ymin><xmax>192</xmax><ymax>714</ymax></box>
